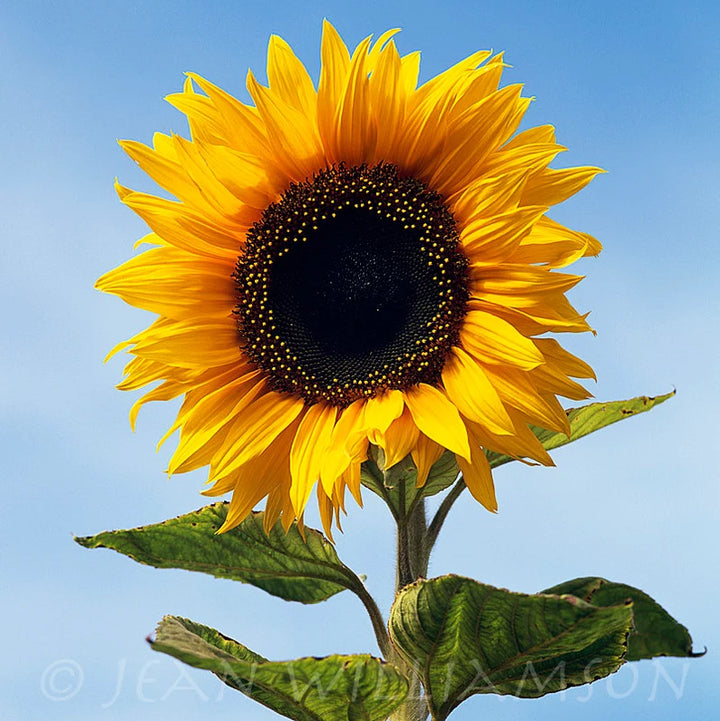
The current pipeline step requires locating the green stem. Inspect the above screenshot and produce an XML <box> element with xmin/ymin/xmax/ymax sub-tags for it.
<box><xmin>375</xmin><ymin>457</ymin><xmax>466</xmax><ymax>720</ymax></box>
<box><xmin>391</xmin><ymin>485</ymin><xmax>430</xmax><ymax>721</ymax></box>
<box><xmin>389</xmin><ymin>673</ymin><xmax>428</xmax><ymax>721</ymax></box>
<box><xmin>350</xmin><ymin>578</ymin><xmax>394</xmax><ymax>660</ymax></box>
<box><xmin>396</xmin><ymin>497</ymin><xmax>429</xmax><ymax>592</ymax></box>
<box><xmin>391</xmin><ymin>474</ymin><xmax>468</xmax><ymax>720</ymax></box>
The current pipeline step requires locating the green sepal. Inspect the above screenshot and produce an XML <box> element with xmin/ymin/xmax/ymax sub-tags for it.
<box><xmin>75</xmin><ymin>503</ymin><xmax>362</xmax><ymax>604</ymax></box>
<box><xmin>487</xmin><ymin>392</ymin><xmax>675</xmax><ymax>469</ymax></box>
<box><xmin>541</xmin><ymin>577</ymin><xmax>703</xmax><ymax>660</ymax></box>
<box><xmin>389</xmin><ymin>575</ymin><xmax>633</xmax><ymax>719</ymax></box>
<box><xmin>150</xmin><ymin>616</ymin><xmax>408</xmax><ymax>721</ymax></box>
<box><xmin>361</xmin><ymin>448</ymin><xmax>459</xmax><ymax>518</ymax></box>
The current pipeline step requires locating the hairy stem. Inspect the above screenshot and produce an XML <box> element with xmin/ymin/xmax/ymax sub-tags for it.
<box><xmin>389</xmin><ymin>672</ymin><xmax>429</xmax><ymax>721</ymax></box>
<box><xmin>425</xmin><ymin>475</ymin><xmax>466</xmax><ymax>552</ymax></box>
<box><xmin>391</xmin><ymin>485</ymin><xmax>430</xmax><ymax>721</ymax></box>
<box><xmin>351</xmin><ymin>579</ymin><xmax>394</xmax><ymax>660</ymax></box>
<box><xmin>396</xmin><ymin>497</ymin><xmax>429</xmax><ymax>592</ymax></box>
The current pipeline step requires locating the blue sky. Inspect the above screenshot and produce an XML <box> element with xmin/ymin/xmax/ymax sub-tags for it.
<box><xmin>1</xmin><ymin>0</ymin><xmax>718</xmax><ymax>719</ymax></box>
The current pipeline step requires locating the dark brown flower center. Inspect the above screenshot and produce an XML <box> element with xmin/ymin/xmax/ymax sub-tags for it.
<box><xmin>234</xmin><ymin>163</ymin><xmax>469</xmax><ymax>406</ymax></box>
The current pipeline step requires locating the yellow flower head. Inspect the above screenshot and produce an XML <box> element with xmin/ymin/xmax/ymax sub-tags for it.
<box><xmin>98</xmin><ymin>22</ymin><xmax>601</xmax><ymax>536</ymax></box>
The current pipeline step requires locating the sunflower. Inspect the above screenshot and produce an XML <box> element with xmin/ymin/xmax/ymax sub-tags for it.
<box><xmin>98</xmin><ymin>21</ymin><xmax>601</xmax><ymax>537</ymax></box>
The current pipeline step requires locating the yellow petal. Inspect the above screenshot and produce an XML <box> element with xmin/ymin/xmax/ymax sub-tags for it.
<box><xmin>535</xmin><ymin>338</ymin><xmax>595</xmax><ymax>379</ymax></box>
<box><xmin>449</xmin><ymin>53</ymin><xmax>507</xmax><ymax>115</ymax></box>
<box><xmin>246</xmin><ymin>69</ymin><xmax>324</xmax><ymax>181</ymax></box>
<box><xmin>411</xmin><ymin>49</ymin><xmax>492</xmax><ymax>111</ymax></box>
<box><xmin>211</xmin><ymin>392</ymin><xmax>305</xmax><ymax>481</ymax></box>
<box><xmin>263</xmin><ymin>486</ymin><xmax>287</xmax><ymax>533</ymax></box>
<box><xmin>171</xmin><ymin>133</ymin><xmax>253</xmax><ymax>220</ymax></box>
<box><xmin>194</xmin><ymin>140</ymin><xmax>275</xmax><ymax>210</ymax></box>
<box><xmin>126</xmin><ymin>362</ymin><xmax>229</xmax><ymax>431</ymax></box>
<box><xmin>506</xmin><ymin>124</ymin><xmax>557</xmax><ymax>147</ymax></box>
<box><xmin>96</xmin><ymin>245</ymin><xmax>235</xmax><ymax>321</ymax></box>
<box><xmin>411</xmin><ymin>435</ymin><xmax>445</xmax><ymax>487</ymax></box>
<box><xmin>398</xmin><ymin>51</ymin><xmax>421</xmax><ymax>96</ymax></box>
<box><xmin>382</xmin><ymin>408</ymin><xmax>420</xmax><ymax>468</ymax></box>
<box><xmin>465</xmin><ymin>411</ymin><xmax>554</xmax><ymax>467</ymax></box>
<box><xmin>165</xmin><ymin>83</ymin><xmax>227</xmax><ymax>146</ymax></box>
<box><xmin>129</xmin><ymin>318</ymin><xmax>240</xmax><ymax>369</ymax></box>
<box><xmin>320</xmin><ymin>398</ymin><xmax>367</xmax><ymax>486</ymax></box>
<box><xmin>366</xmin><ymin>28</ymin><xmax>401</xmax><ymax>71</ymax></box>
<box><xmin>217</xmin><ymin>422</ymin><xmax>296</xmax><ymax>533</ymax></box>
<box><xmin>529</xmin><ymin>338</ymin><xmax>595</xmax><ymax>400</ymax></box>
<box><xmin>120</xmin><ymin>139</ymin><xmax>204</xmax><ymax>210</ymax></box>
<box><xmin>365</xmin><ymin>390</ymin><xmax>404</xmax><ymax>439</ymax></box>
<box><xmin>482</xmin><ymin>138</ymin><xmax>564</xmax><ymax>181</ymax></box>
<box><xmin>266</xmin><ymin>34</ymin><xmax>317</xmax><ymax>117</ymax></box>
<box><xmin>184</xmin><ymin>72</ymin><xmax>270</xmax><ymax>159</ymax></box>
<box><xmin>457</xmin><ymin>423</ymin><xmax>497</xmax><ymax>511</ymax></box>
<box><xmin>118</xmin><ymin>187</ymin><xmax>240</xmax><ymax>259</ymax></box>
<box><xmin>218</xmin><ymin>468</ymin><xmax>271</xmax><ymax>532</ymax></box>
<box><xmin>441</xmin><ymin>347</ymin><xmax>515</xmax><ymax>436</ymax></box>
<box><xmin>457</xmin><ymin>457</ymin><xmax>496</xmax><ymax>511</ymax></box>
<box><xmin>460</xmin><ymin>309</ymin><xmax>545</xmax><ymax>370</ymax></box>
<box><xmin>471</xmin><ymin>266</ymin><xmax>584</xmax><ymax>300</ymax></box>
<box><xmin>168</xmin><ymin>372</ymin><xmax>265</xmax><ymax>475</ymax></box>
<box><xmin>429</xmin><ymin>85</ymin><xmax>530</xmax><ymax>197</ymax></box>
<box><xmin>343</xmin><ymin>462</ymin><xmax>364</xmax><ymax>506</ymax></box>
<box><xmin>317</xmin><ymin>19</ymin><xmax>351</xmax><ymax>160</ymax></box>
<box><xmin>483</xmin><ymin>365</ymin><xmax>570</xmax><ymax>436</ymax></box>
<box><xmin>117</xmin><ymin>355</ymin><xmax>187</xmax><ymax>392</ymax></box>
<box><xmin>289</xmin><ymin>403</ymin><xmax>338</xmax><ymax>512</ymax></box>
<box><xmin>449</xmin><ymin>167</ymin><xmax>528</xmax><ymax>226</ymax></box>
<box><xmin>531</xmin><ymin>364</ymin><xmax>593</xmax><ymax>401</ymax></box>
<box><xmin>392</xmin><ymin>51</ymin><xmax>492</xmax><ymax>176</ymax></box>
<box><xmin>404</xmin><ymin>383</ymin><xmax>471</xmax><ymax>460</ymax></box>
<box><xmin>333</xmin><ymin>36</ymin><xmax>376</xmax><ymax>165</ymax></box>
<box><xmin>462</xmin><ymin>206</ymin><xmax>547</xmax><ymax>262</ymax></box>
<box><xmin>467</xmin><ymin>298</ymin><xmax>593</xmax><ymax>336</ymax></box>
<box><xmin>511</xmin><ymin>216</ymin><xmax>603</xmax><ymax>268</ymax></box>
<box><xmin>369</xmin><ymin>40</ymin><xmax>406</xmax><ymax>162</ymax></box>
<box><xmin>316</xmin><ymin>485</ymin><xmax>336</xmax><ymax>542</ymax></box>
<box><xmin>522</xmin><ymin>166</ymin><xmax>605</xmax><ymax>207</ymax></box>
<box><xmin>129</xmin><ymin>379</ymin><xmax>186</xmax><ymax>431</ymax></box>
<box><xmin>176</xmin><ymin>423</ymin><xmax>236</xmax><ymax>475</ymax></box>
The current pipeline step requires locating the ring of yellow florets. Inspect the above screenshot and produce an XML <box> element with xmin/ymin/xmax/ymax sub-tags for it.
<box><xmin>234</xmin><ymin>163</ymin><xmax>469</xmax><ymax>407</ymax></box>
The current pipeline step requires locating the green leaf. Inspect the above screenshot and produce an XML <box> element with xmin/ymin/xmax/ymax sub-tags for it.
<box><xmin>419</xmin><ymin>451</ymin><xmax>461</xmax><ymax>497</ymax></box>
<box><xmin>389</xmin><ymin>575</ymin><xmax>633</xmax><ymax>719</ymax></box>
<box><xmin>75</xmin><ymin>503</ymin><xmax>360</xmax><ymax>604</ymax></box>
<box><xmin>487</xmin><ymin>392</ymin><xmax>675</xmax><ymax>469</ymax></box>
<box><xmin>150</xmin><ymin>615</ymin><xmax>408</xmax><ymax>721</ymax></box>
<box><xmin>362</xmin><ymin>394</ymin><xmax>674</xmax><ymax>519</ymax></box>
<box><xmin>541</xmin><ymin>577</ymin><xmax>702</xmax><ymax>661</ymax></box>
<box><xmin>361</xmin><ymin>449</ymin><xmax>459</xmax><ymax>518</ymax></box>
